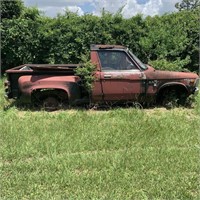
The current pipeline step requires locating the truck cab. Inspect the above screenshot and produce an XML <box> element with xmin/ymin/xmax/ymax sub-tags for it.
<box><xmin>91</xmin><ymin>45</ymin><xmax>199</xmax><ymax>106</ymax></box>
<box><xmin>91</xmin><ymin>44</ymin><xmax>147</xmax><ymax>103</ymax></box>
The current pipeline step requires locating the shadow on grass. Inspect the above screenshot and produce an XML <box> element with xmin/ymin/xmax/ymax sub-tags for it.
<box><xmin>3</xmin><ymin>100</ymin><xmax>38</xmax><ymax>112</ymax></box>
<box><xmin>3</xmin><ymin>98</ymin><xmax>196</xmax><ymax>112</ymax></box>
<box><xmin>3</xmin><ymin>99</ymin><xmax>94</xmax><ymax>112</ymax></box>
<box><xmin>3</xmin><ymin>100</ymin><xmax>146</xmax><ymax>112</ymax></box>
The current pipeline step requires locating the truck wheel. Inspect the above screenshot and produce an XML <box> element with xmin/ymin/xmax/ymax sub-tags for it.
<box><xmin>159</xmin><ymin>87</ymin><xmax>188</xmax><ymax>109</ymax></box>
<box><xmin>160</xmin><ymin>88</ymin><xmax>179</xmax><ymax>109</ymax></box>
<box><xmin>32</xmin><ymin>90</ymin><xmax>68</xmax><ymax>111</ymax></box>
<box><xmin>42</xmin><ymin>96</ymin><xmax>59</xmax><ymax>111</ymax></box>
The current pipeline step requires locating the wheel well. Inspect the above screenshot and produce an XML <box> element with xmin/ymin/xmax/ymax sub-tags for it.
<box><xmin>31</xmin><ymin>89</ymin><xmax>68</xmax><ymax>104</ymax></box>
<box><xmin>157</xmin><ymin>85</ymin><xmax>188</xmax><ymax>103</ymax></box>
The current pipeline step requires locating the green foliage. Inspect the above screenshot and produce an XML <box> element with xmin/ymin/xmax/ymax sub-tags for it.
<box><xmin>1</xmin><ymin>3</ymin><xmax>199</xmax><ymax>74</ymax></box>
<box><xmin>1</xmin><ymin>17</ymin><xmax>42</xmax><ymax>72</ymax></box>
<box><xmin>149</xmin><ymin>56</ymin><xmax>191</xmax><ymax>71</ymax></box>
<box><xmin>75</xmin><ymin>55</ymin><xmax>96</xmax><ymax>93</ymax></box>
<box><xmin>0</xmin><ymin>0</ymin><xmax>24</xmax><ymax>19</ymax></box>
<box><xmin>139</xmin><ymin>10</ymin><xmax>199</xmax><ymax>71</ymax></box>
<box><xmin>179</xmin><ymin>9</ymin><xmax>200</xmax><ymax>72</ymax></box>
<box><xmin>21</xmin><ymin>6</ymin><xmax>42</xmax><ymax>20</ymax></box>
<box><xmin>141</xmin><ymin>14</ymin><xmax>187</xmax><ymax>59</ymax></box>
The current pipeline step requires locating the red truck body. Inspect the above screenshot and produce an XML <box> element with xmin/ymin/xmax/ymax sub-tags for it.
<box><xmin>5</xmin><ymin>44</ymin><xmax>199</xmax><ymax>108</ymax></box>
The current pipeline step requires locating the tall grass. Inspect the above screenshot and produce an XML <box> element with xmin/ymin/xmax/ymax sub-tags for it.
<box><xmin>0</xmin><ymin>80</ymin><xmax>200</xmax><ymax>199</ymax></box>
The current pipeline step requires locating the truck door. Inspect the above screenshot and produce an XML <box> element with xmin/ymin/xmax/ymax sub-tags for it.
<box><xmin>98</xmin><ymin>50</ymin><xmax>145</xmax><ymax>101</ymax></box>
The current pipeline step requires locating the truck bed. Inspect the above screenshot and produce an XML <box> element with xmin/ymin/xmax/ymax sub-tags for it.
<box><xmin>5</xmin><ymin>64</ymin><xmax>80</xmax><ymax>99</ymax></box>
<box><xmin>6</xmin><ymin>64</ymin><xmax>80</xmax><ymax>74</ymax></box>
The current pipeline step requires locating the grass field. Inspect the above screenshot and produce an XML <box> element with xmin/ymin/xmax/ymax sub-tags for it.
<box><xmin>0</xmin><ymin>79</ymin><xmax>200</xmax><ymax>199</ymax></box>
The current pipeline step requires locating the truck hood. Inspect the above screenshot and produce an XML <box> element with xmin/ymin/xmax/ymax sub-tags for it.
<box><xmin>145</xmin><ymin>66</ymin><xmax>199</xmax><ymax>80</ymax></box>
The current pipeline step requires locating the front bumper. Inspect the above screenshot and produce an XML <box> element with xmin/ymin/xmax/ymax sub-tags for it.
<box><xmin>193</xmin><ymin>87</ymin><xmax>199</xmax><ymax>95</ymax></box>
<box><xmin>193</xmin><ymin>78</ymin><xmax>199</xmax><ymax>95</ymax></box>
<box><xmin>4</xmin><ymin>79</ymin><xmax>12</xmax><ymax>100</ymax></box>
<box><xmin>4</xmin><ymin>89</ymin><xmax>12</xmax><ymax>100</ymax></box>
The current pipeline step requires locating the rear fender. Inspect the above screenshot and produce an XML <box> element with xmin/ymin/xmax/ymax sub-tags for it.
<box><xmin>18</xmin><ymin>76</ymin><xmax>81</xmax><ymax>104</ymax></box>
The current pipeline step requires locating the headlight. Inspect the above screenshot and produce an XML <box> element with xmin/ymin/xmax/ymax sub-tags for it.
<box><xmin>184</xmin><ymin>79</ymin><xmax>196</xmax><ymax>86</ymax></box>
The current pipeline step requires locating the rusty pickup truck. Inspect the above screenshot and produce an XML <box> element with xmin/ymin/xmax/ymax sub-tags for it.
<box><xmin>5</xmin><ymin>44</ymin><xmax>199</xmax><ymax>109</ymax></box>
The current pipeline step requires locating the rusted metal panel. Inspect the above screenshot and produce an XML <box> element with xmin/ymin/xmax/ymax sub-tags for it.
<box><xmin>99</xmin><ymin>70</ymin><xmax>143</xmax><ymax>101</ymax></box>
<box><xmin>144</xmin><ymin>66</ymin><xmax>199</xmax><ymax>95</ymax></box>
<box><xmin>6</xmin><ymin>64</ymin><xmax>79</xmax><ymax>73</ymax></box>
<box><xmin>18</xmin><ymin>75</ymin><xmax>81</xmax><ymax>104</ymax></box>
<box><xmin>91</xmin><ymin>44</ymin><xmax>126</xmax><ymax>50</ymax></box>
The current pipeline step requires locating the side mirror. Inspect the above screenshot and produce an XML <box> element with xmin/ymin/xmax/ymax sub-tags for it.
<box><xmin>139</xmin><ymin>72</ymin><xmax>146</xmax><ymax>79</ymax></box>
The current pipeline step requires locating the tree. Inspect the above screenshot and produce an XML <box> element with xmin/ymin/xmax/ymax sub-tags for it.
<box><xmin>175</xmin><ymin>0</ymin><xmax>200</xmax><ymax>11</ymax></box>
<box><xmin>1</xmin><ymin>5</ymin><xmax>42</xmax><ymax>73</ymax></box>
<box><xmin>1</xmin><ymin>3</ymin><xmax>199</xmax><ymax>74</ymax></box>
<box><xmin>0</xmin><ymin>0</ymin><xmax>24</xmax><ymax>19</ymax></box>
<box><xmin>139</xmin><ymin>11</ymin><xmax>200</xmax><ymax>72</ymax></box>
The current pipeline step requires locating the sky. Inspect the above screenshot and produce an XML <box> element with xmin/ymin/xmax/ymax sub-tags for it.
<box><xmin>23</xmin><ymin>0</ymin><xmax>182</xmax><ymax>18</ymax></box>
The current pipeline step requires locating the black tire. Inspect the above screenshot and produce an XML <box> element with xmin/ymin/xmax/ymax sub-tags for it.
<box><xmin>42</xmin><ymin>96</ymin><xmax>59</xmax><ymax>111</ymax></box>
<box><xmin>158</xmin><ymin>87</ymin><xmax>187</xmax><ymax>109</ymax></box>
<box><xmin>162</xmin><ymin>88</ymin><xmax>178</xmax><ymax>108</ymax></box>
<box><xmin>31</xmin><ymin>90</ymin><xmax>68</xmax><ymax>111</ymax></box>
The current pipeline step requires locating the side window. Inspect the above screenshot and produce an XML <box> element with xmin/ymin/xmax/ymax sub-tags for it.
<box><xmin>98</xmin><ymin>51</ymin><xmax>137</xmax><ymax>71</ymax></box>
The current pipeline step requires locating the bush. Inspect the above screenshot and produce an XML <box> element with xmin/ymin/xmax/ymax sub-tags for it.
<box><xmin>75</xmin><ymin>55</ymin><xmax>96</xmax><ymax>93</ymax></box>
<box><xmin>149</xmin><ymin>56</ymin><xmax>191</xmax><ymax>71</ymax></box>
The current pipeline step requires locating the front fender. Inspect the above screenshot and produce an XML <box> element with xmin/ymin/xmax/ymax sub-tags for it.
<box><xmin>158</xmin><ymin>82</ymin><xmax>188</xmax><ymax>94</ymax></box>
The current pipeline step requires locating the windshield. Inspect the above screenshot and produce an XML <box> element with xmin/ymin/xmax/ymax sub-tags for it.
<box><xmin>128</xmin><ymin>49</ymin><xmax>148</xmax><ymax>70</ymax></box>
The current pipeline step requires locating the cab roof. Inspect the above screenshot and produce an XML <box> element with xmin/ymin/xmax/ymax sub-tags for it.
<box><xmin>90</xmin><ymin>44</ymin><xmax>127</xmax><ymax>50</ymax></box>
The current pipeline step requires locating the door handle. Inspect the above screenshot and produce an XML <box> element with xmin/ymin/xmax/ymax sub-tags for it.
<box><xmin>104</xmin><ymin>74</ymin><xmax>112</xmax><ymax>79</ymax></box>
